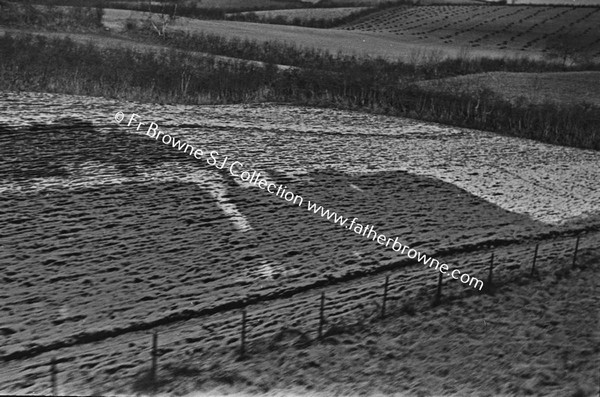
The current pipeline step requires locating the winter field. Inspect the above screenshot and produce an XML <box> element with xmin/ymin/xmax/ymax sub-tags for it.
<box><xmin>0</xmin><ymin>91</ymin><xmax>599</xmax><ymax>394</ymax></box>
<box><xmin>341</xmin><ymin>5</ymin><xmax>600</xmax><ymax>57</ymax></box>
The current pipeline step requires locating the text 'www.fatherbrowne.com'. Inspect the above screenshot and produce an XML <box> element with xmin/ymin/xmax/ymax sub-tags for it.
<box><xmin>114</xmin><ymin>111</ymin><xmax>484</xmax><ymax>291</ymax></box>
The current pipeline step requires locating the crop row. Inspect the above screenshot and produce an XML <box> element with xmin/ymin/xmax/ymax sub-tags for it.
<box><xmin>341</xmin><ymin>5</ymin><xmax>600</xmax><ymax>54</ymax></box>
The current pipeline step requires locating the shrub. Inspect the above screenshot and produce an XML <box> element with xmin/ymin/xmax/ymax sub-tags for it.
<box><xmin>545</xmin><ymin>34</ymin><xmax>596</xmax><ymax>69</ymax></box>
<box><xmin>1</xmin><ymin>33</ymin><xmax>598</xmax><ymax>151</ymax></box>
<box><xmin>0</xmin><ymin>2</ymin><xmax>104</xmax><ymax>31</ymax></box>
<box><xmin>124</xmin><ymin>17</ymin><xmax>138</xmax><ymax>31</ymax></box>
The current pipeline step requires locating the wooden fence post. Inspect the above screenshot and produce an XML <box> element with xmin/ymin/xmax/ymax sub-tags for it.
<box><xmin>381</xmin><ymin>275</ymin><xmax>389</xmax><ymax>319</ymax></box>
<box><xmin>433</xmin><ymin>271</ymin><xmax>443</xmax><ymax>306</ymax></box>
<box><xmin>240</xmin><ymin>309</ymin><xmax>247</xmax><ymax>358</ymax></box>
<box><xmin>572</xmin><ymin>236</ymin><xmax>580</xmax><ymax>269</ymax></box>
<box><xmin>151</xmin><ymin>331</ymin><xmax>158</xmax><ymax>387</ymax></box>
<box><xmin>50</xmin><ymin>357</ymin><xmax>57</xmax><ymax>396</ymax></box>
<box><xmin>488</xmin><ymin>252</ymin><xmax>494</xmax><ymax>286</ymax></box>
<box><xmin>530</xmin><ymin>244</ymin><xmax>539</xmax><ymax>277</ymax></box>
<box><xmin>318</xmin><ymin>292</ymin><xmax>325</xmax><ymax>339</ymax></box>
<box><xmin>481</xmin><ymin>252</ymin><xmax>496</xmax><ymax>295</ymax></box>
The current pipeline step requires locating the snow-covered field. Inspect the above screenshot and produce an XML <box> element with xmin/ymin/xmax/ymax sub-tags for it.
<box><xmin>0</xmin><ymin>91</ymin><xmax>598</xmax><ymax>394</ymax></box>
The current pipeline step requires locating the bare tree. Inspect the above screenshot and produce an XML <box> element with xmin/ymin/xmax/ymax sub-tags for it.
<box><xmin>544</xmin><ymin>34</ymin><xmax>595</xmax><ymax>69</ymax></box>
<box><xmin>145</xmin><ymin>0</ymin><xmax>179</xmax><ymax>38</ymax></box>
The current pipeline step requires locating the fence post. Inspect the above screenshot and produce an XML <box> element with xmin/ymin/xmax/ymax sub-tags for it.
<box><xmin>151</xmin><ymin>331</ymin><xmax>158</xmax><ymax>387</ymax></box>
<box><xmin>530</xmin><ymin>244</ymin><xmax>539</xmax><ymax>277</ymax></box>
<box><xmin>572</xmin><ymin>236</ymin><xmax>580</xmax><ymax>269</ymax></box>
<box><xmin>381</xmin><ymin>275</ymin><xmax>389</xmax><ymax>319</ymax></box>
<box><xmin>50</xmin><ymin>357</ymin><xmax>57</xmax><ymax>396</ymax></box>
<box><xmin>318</xmin><ymin>292</ymin><xmax>325</xmax><ymax>339</ymax></box>
<box><xmin>488</xmin><ymin>252</ymin><xmax>494</xmax><ymax>286</ymax></box>
<box><xmin>433</xmin><ymin>271</ymin><xmax>443</xmax><ymax>306</ymax></box>
<box><xmin>240</xmin><ymin>309</ymin><xmax>247</xmax><ymax>359</ymax></box>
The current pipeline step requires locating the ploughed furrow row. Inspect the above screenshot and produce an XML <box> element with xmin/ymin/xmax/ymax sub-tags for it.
<box><xmin>339</xmin><ymin>5</ymin><xmax>600</xmax><ymax>53</ymax></box>
<box><xmin>1</xmin><ymin>233</ymin><xmax>597</xmax><ymax>394</ymax></box>
<box><xmin>4</xmin><ymin>222</ymin><xmax>595</xmax><ymax>363</ymax></box>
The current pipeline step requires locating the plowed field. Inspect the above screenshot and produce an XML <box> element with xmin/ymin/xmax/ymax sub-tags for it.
<box><xmin>341</xmin><ymin>5</ymin><xmax>600</xmax><ymax>57</ymax></box>
<box><xmin>0</xmin><ymin>91</ymin><xmax>598</xmax><ymax>394</ymax></box>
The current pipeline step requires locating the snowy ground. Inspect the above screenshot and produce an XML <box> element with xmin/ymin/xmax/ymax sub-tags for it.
<box><xmin>0</xmin><ymin>91</ymin><xmax>598</xmax><ymax>394</ymax></box>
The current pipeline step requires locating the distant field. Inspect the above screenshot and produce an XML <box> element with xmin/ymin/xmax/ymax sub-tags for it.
<box><xmin>341</xmin><ymin>5</ymin><xmax>600</xmax><ymax>57</ymax></box>
<box><xmin>199</xmin><ymin>0</ymin><xmax>308</xmax><ymax>9</ymax></box>
<box><xmin>102</xmin><ymin>8</ymin><xmax>558</xmax><ymax>60</ymax></box>
<box><xmin>417</xmin><ymin>71</ymin><xmax>600</xmax><ymax>106</ymax></box>
<box><xmin>102</xmin><ymin>8</ymin><xmax>457</xmax><ymax>59</ymax></box>
<box><xmin>228</xmin><ymin>7</ymin><xmax>370</xmax><ymax>21</ymax></box>
<box><xmin>103</xmin><ymin>5</ymin><xmax>600</xmax><ymax>61</ymax></box>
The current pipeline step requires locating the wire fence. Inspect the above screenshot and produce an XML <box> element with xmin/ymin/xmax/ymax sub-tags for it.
<box><xmin>0</xmin><ymin>232</ymin><xmax>597</xmax><ymax>395</ymax></box>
